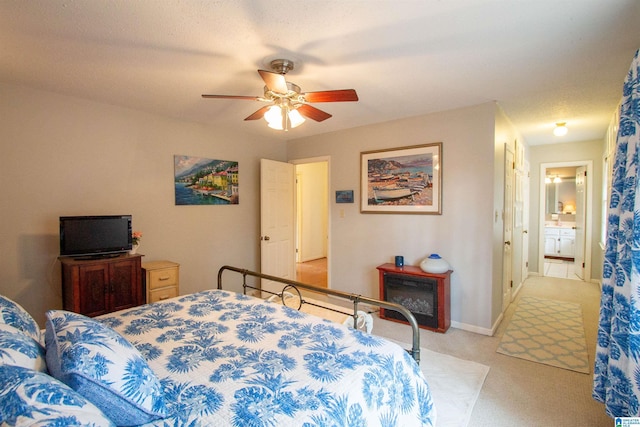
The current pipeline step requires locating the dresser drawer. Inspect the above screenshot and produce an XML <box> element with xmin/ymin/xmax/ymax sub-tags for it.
<box><xmin>148</xmin><ymin>286</ymin><xmax>178</xmax><ymax>303</ymax></box>
<box><xmin>142</xmin><ymin>261</ymin><xmax>180</xmax><ymax>304</ymax></box>
<box><xmin>148</xmin><ymin>268</ymin><xmax>178</xmax><ymax>290</ymax></box>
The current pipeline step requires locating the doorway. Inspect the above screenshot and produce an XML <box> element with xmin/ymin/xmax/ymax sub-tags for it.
<box><xmin>539</xmin><ymin>161</ymin><xmax>592</xmax><ymax>282</ymax></box>
<box><xmin>292</xmin><ymin>157</ymin><xmax>330</xmax><ymax>288</ymax></box>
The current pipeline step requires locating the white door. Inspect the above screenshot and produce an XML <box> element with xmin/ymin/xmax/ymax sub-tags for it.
<box><xmin>503</xmin><ymin>146</ymin><xmax>514</xmax><ymax>310</ymax></box>
<box><xmin>574</xmin><ymin>166</ymin><xmax>586</xmax><ymax>280</ymax></box>
<box><xmin>521</xmin><ymin>160</ymin><xmax>530</xmax><ymax>281</ymax></box>
<box><xmin>260</xmin><ymin>159</ymin><xmax>296</xmax><ymax>296</ymax></box>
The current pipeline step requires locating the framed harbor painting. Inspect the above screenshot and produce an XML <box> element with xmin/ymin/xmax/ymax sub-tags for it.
<box><xmin>360</xmin><ymin>143</ymin><xmax>442</xmax><ymax>214</ymax></box>
<box><xmin>174</xmin><ymin>155</ymin><xmax>239</xmax><ymax>205</ymax></box>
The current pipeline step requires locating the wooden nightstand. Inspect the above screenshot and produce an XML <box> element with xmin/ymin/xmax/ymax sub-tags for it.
<box><xmin>142</xmin><ymin>261</ymin><xmax>180</xmax><ymax>304</ymax></box>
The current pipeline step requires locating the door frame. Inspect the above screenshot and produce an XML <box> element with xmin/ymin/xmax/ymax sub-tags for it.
<box><xmin>503</xmin><ymin>145</ymin><xmax>514</xmax><ymax>311</ymax></box>
<box><xmin>538</xmin><ymin>160</ymin><xmax>593</xmax><ymax>281</ymax></box>
<box><xmin>290</xmin><ymin>155</ymin><xmax>331</xmax><ymax>288</ymax></box>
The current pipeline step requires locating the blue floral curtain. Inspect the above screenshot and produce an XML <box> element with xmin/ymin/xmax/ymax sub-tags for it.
<box><xmin>593</xmin><ymin>48</ymin><xmax>640</xmax><ymax>417</ymax></box>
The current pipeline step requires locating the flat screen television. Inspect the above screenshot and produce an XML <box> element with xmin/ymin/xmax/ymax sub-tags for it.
<box><xmin>60</xmin><ymin>215</ymin><xmax>132</xmax><ymax>258</ymax></box>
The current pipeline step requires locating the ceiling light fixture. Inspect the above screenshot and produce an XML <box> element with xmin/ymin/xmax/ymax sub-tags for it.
<box><xmin>553</xmin><ymin>122</ymin><xmax>568</xmax><ymax>136</ymax></box>
<box><xmin>263</xmin><ymin>100</ymin><xmax>305</xmax><ymax>131</ymax></box>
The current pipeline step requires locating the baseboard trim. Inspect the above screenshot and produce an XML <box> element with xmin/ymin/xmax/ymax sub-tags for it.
<box><xmin>450</xmin><ymin>319</ymin><xmax>497</xmax><ymax>336</ymax></box>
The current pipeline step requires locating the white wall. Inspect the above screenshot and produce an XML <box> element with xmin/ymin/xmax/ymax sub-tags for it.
<box><xmin>0</xmin><ymin>83</ymin><xmax>286</xmax><ymax>325</ymax></box>
<box><xmin>287</xmin><ymin>103</ymin><xmax>501</xmax><ymax>333</ymax></box>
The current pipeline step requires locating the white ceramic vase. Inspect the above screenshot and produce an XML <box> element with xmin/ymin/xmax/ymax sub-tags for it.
<box><xmin>129</xmin><ymin>244</ymin><xmax>139</xmax><ymax>255</ymax></box>
<box><xmin>420</xmin><ymin>253</ymin><xmax>450</xmax><ymax>273</ymax></box>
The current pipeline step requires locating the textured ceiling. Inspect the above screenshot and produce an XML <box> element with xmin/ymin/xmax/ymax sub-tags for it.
<box><xmin>1</xmin><ymin>0</ymin><xmax>639</xmax><ymax>145</ymax></box>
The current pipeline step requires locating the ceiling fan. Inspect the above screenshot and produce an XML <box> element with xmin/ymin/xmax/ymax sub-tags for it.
<box><xmin>202</xmin><ymin>59</ymin><xmax>358</xmax><ymax>131</ymax></box>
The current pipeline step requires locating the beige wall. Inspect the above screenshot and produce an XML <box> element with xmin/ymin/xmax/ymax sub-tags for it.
<box><xmin>4</xmin><ymin>80</ymin><xmax>600</xmax><ymax>334</ymax></box>
<box><xmin>0</xmin><ymin>83</ymin><xmax>286</xmax><ymax>325</ymax></box>
<box><xmin>287</xmin><ymin>103</ymin><xmax>502</xmax><ymax>333</ymax></box>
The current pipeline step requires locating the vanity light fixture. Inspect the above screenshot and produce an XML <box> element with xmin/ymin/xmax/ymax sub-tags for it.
<box><xmin>545</xmin><ymin>176</ymin><xmax>551</xmax><ymax>184</ymax></box>
<box><xmin>553</xmin><ymin>122</ymin><xmax>568</xmax><ymax>136</ymax></box>
<box><xmin>553</xmin><ymin>176</ymin><xmax>562</xmax><ymax>184</ymax></box>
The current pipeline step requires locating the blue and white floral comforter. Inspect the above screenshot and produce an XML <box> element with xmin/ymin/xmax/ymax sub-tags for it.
<box><xmin>99</xmin><ymin>289</ymin><xmax>436</xmax><ymax>426</ymax></box>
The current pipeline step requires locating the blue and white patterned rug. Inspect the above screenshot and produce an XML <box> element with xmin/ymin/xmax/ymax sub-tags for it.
<box><xmin>497</xmin><ymin>296</ymin><xmax>589</xmax><ymax>374</ymax></box>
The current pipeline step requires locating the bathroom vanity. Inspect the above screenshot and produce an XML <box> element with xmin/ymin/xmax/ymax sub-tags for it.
<box><xmin>544</xmin><ymin>225</ymin><xmax>576</xmax><ymax>258</ymax></box>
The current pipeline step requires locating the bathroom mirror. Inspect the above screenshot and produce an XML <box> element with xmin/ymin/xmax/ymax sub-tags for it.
<box><xmin>545</xmin><ymin>176</ymin><xmax>577</xmax><ymax>214</ymax></box>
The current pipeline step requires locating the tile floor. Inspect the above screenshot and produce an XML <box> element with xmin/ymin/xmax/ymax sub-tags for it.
<box><xmin>544</xmin><ymin>257</ymin><xmax>582</xmax><ymax>280</ymax></box>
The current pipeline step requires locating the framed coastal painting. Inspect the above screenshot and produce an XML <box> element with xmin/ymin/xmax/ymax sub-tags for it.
<box><xmin>174</xmin><ymin>155</ymin><xmax>239</xmax><ymax>205</ymax></box>
<box><xmin>360</xmin><ymin>143</ymin><xmax>442</xmax><ymax>214</ymax></box>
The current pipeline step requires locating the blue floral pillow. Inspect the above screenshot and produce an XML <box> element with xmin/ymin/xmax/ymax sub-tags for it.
<box><xmin>0</xmin><ymin>323</ymin><xmax>47</xmax><ymax>372</ymax></box>
<box><xmin>0</xmin><ymin>364</ymin><xmax>114</xmax><ymax>426</ymax></box>
<box><xmin>0</xmin><ymin>295</ymin><xmax>41</xmax><ymax>343</ymax></box>
<box><xmin>45</xmin><ymin>310</ymin><xmax>168</xmax><ymax>426</ymax></box>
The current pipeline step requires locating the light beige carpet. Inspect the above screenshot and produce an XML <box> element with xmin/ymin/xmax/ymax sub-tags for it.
<box><xmin>496</xmin><ymin>296</ymin><xmax>590</xmax><ymax>374</ymax></box>
<box><xmin>391</xmin><ymin>341</ymin><xmax>490</xmax><ymax>427</ymax></box>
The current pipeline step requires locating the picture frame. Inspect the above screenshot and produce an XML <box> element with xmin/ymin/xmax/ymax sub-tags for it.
<box><xmin>335</xmin><ymin>190</ymin><xmax>354</xmax><ymax>203</ymax></box>
<box><xmin>174</xmin><ymin>155</ymin><xmax>239</xmax><ymax>205</ymax></box>
<box><xmin>360</xmin><ymin>143</ymin><xmax>442</xmax><ymax>214</ymax></box>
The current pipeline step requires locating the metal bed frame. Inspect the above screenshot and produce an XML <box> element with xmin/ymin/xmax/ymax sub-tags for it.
<box><xmin>217</xmin><ymin>265</ymin><xmax>421</xmax><ymax>364</ymax></box>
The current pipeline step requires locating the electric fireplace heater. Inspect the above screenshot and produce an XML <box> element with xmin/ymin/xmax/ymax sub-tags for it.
<box><xmin>382</xmin><ymin>272</ymin><xmax>438</xmax><ymax>329</ymax></box>
<box><xmin>377</xmin><ymin>263</ymin><xmax>451</xmax><ymax>333</ymax></box>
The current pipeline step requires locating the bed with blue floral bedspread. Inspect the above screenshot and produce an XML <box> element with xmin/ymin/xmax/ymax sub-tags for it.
<box><xmin>106</xmin><ymin>289</ymin><xmax>435</xmax><ymax>426</ymax></box>
<box><xmin>0</xmin><ymin>289</ymin><xmax>435</xmax><ymax>426</ymax></box>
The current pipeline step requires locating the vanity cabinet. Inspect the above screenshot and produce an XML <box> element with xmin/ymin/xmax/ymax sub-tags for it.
<box><xmin>544</xmin><ymin>227</ymin><xmax>575</xmax><ymax>258</ymax></box>
<box><xmin>60</xmin><ymin>254</ymin><xmax>144</xmax><ymax>317</ymax></box>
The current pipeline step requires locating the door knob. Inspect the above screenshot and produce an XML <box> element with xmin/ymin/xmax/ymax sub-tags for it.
<box><xmin>504</xmin><ymin>241</ymin><xmax>511</xmax><ymax>245</ymax></box>
<box><xmin>261</xmin><ymin>236</ymin><xmax>270</xmax><ymax>241</ymax></box>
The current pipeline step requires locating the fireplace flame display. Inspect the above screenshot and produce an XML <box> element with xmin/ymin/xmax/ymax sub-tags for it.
<box><xmin>383</xmin><ymin>273</ymin><xmax>438</xmax><ymax>329</ymax></box>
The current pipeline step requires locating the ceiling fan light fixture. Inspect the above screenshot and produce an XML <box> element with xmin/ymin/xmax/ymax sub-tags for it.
<box><xmin>203</xmin><ymin>58</ymin><xmax>357</xmax><ymax>129</ymax></box>
<box><xmin>264</xmin><ymin>103</ymin><xmax>305</xmax><ymax>131</ymax></box>
<box><xmin>288</xmin><ymin>108</ymin><xmax>305</xmax><ymax>128</ymax></box>
<box><xmin>265</xmin><ymin>105</ymin><xmax>284</xmax><ymax>130</ymax></box>
<box><xmin>553</xmin><ymin>122</ymin><xmax>568</xmax><ymax>136</ymax></box>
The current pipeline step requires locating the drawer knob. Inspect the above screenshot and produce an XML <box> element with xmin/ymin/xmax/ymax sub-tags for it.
<box><xmin>159</xmin><ymin>276</ymin><xmax>170</xmax><ymax>281</ymax></box>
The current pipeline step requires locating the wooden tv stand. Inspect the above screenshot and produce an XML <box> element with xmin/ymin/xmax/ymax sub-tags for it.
<box><xmin>59</xmin><ymin>253</ymin><xmax>144</xmax><ymax>317</ymax></box>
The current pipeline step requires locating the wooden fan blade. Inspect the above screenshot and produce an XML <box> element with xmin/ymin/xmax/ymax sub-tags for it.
<box><xmin>303</xmin><ymin>89</ymin><xmax>358</xmax><ymax>103</ymax></box>
<box><xmin>244</xmin><ymin>106</ymin><xmax>271</xmax><ymax>121</ymax></box>
<box><xmin>297</xmin><ymin>104</ymin><xmax>332</xmax><ymax>122</ymax></box>
<box><xmin>202</xmin><ymin>94</ymin><xmax>261</xmax><ymax>100</ymax></box>
<box><xmin>258</xmin><ymin>70</ymin><xmax>289</xmax><ymax>94</ymax></box>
